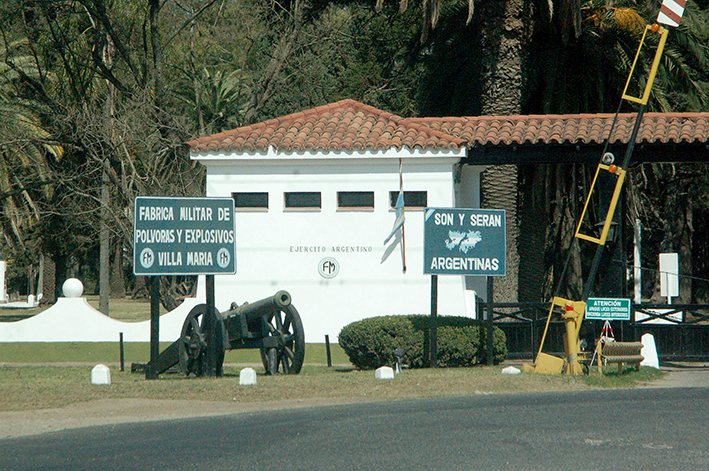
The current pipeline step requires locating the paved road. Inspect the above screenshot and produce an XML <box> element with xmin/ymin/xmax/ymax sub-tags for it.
<box><xmin>2</xmin><ymin>387</ymin><xmax>708</xmax><ymax>470</ymax></box>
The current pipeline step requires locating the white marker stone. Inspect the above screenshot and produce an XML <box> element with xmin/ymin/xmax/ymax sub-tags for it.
<box><xmin>501</xmin><ymin>366</ymin><xmax>521</xmax><ymax>375</ymax></box>
<box><xmin>375</xmin><ymin>366</ymin><xmax>395</xmax><ymax>380</ymax></box>
<box><xmin>240</xmin><ymin>367</ymin><xmax>257</xmax><ymax>385</ymax></box>
<box><xmin>91</xmin><ymin>364</ymin><xmax>111</xmax><ymax>385</ymax></box>
<box><xmin>641</xmin><ymin>333</ymin><xmax>660</xmax><ymax>369</ymax></box>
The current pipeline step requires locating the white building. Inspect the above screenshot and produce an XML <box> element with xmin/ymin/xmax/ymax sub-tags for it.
<box><xmin>187</xmin><ymin>100</ymin><xmax>709</xmax><ymax>343</ymax></box>
<box><xmin>187</xmin><ymin>100</ymin><xmax>487</xmax><ymax>342</ymax></box>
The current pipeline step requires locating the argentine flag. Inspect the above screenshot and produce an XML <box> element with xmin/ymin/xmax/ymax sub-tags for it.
<box><xmin>383</xmin><ymin>190</ymin><xmax>405</xmax><ymax>245</ymax></box>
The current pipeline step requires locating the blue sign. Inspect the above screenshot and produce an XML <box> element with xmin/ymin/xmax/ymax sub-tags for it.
<box><xmin>423</xmin><ymin>208</ymin><xmax>506</xmax><ymax>276</ymax></box>
<box><xmin>134</xmin><ymin>197</ymin><xmax>236</xmax><ymax>275</ymax></box>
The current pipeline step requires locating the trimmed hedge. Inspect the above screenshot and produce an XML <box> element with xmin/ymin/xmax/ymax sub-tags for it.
<box><xmin>338</xmin><ymin>315</ymin><xmax>507</xmax><ymax>369</ymax></box>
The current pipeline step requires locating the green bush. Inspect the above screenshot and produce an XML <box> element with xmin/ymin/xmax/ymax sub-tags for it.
<box><xmin>337</xmin><ymin>316</ymin><xmax>421</xmax><ymax>370</ymax></box>
<box><xmin>338</xmin><ymin>315</ymin><xmax>507</xmax><ymax>369</ymax></box>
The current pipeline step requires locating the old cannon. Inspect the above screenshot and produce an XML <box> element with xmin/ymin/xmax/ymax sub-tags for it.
<box><xmin>139</xmin><ymin>290</ymin><xmax>305</xmax><ymax>377</ymax></box>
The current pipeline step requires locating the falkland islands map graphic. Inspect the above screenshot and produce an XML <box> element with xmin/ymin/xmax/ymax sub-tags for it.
<box><xmin>445</xmin><ymin>230</ymin><xmax>483</xmax><ymax>254</ymax></box>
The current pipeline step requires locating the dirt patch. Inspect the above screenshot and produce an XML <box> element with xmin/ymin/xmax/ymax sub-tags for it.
<box><xmin>640</xmin><ymin>366</ymin><xmax>709</xmax><ymax>388</ymax></box>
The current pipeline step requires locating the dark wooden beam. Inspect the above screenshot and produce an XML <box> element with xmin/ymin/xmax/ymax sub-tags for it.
<box><xmin>463</xmin><ymin>142</ymin><xmax>709</xmax><ymax>165</ymax></box>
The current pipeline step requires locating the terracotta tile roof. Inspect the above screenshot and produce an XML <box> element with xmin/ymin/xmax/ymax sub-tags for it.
<box><xmin>414</xmin><ymin>113</ymin><xmax>709</xmax><ymax>146</ymax></box>
<box><xmin>187</xmin><ymin>100</ymin><xmax>709</xmax><ymax>154</ymax></box>
<box><xmin>186</xmin><ymin>99</ymin><xmax>466</xmax><ymax>153</ymax></box>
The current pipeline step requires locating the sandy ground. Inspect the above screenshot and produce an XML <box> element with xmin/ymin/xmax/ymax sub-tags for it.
<box><xmin>2</xmin><ymin>366</ymin><xmax>708</xmax><ymax>440</ymax></box>
<box><xmin>639</xmin><ymin>365</ymin><xmax>709</xmax><ymax>389</ymax></box>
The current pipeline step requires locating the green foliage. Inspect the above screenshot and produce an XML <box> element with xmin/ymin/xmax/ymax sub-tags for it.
<box><xmin>338</xmin><ymin>316</ymin><xmax>421</xmax><ymax>369</ymax></box>
<box><xmin>0</xmin><ymin>0</ymin><xmax>708</xmax><ymax>303</ymax></box>
<box><xmin>431</xmin><ymin>326</ymin><xmax>480</xmax><ymax>367</ymax></box>
<box><xmin>338</xmin><ymin>315</ymin><xmax>507</xmax><ymax>369</ymax></box>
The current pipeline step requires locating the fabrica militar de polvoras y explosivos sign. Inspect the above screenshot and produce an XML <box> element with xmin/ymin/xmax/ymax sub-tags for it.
<box><xmin>423</xmin><ymin>208</ymin><xmax>506</xmax><ymax>276</ymax></box>
<box><xmin>133</xmin><ymin>197</ymin><xmax>236</xmax><ymax>275</ymax></box>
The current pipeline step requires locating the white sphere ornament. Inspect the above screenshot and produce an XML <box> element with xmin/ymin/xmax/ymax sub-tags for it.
<box><xmin>62</xmin><ymin>278</ymin><xmax>84</xmax><ymax>298</ymax></box>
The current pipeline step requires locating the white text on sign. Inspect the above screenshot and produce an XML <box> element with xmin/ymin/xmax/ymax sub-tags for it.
<box><xmin>433</xmin><ymin>212</ymin><xmax>503</xmax><ymax>227</ymax></box>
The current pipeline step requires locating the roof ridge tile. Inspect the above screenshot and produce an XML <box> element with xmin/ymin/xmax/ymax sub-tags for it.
<box><xmin>187</xmin><ymin>100</ymin><xmax>709</xmax><ymax>153</ymax></box>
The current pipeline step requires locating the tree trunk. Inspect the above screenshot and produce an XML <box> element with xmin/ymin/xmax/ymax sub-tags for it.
<box><xmin>651</xmin><ymin>180</ymin><xmax>693</xmax><ymax>303</ymax></box>
<box><xmin>149</xmin><ymin>0</ymin><xmax>166</xmax><ymax>111</ymax></box>
<box><xmin>99</xmin><ymin>166</ymin><xmax>110</xmax><ymax>314</ymax></box>
<box><xmin>40</xmin><ymin>254</ymin><xmax>56</xmax><ymax>305</ymax></box>
<box><xmin>477</xmin><ymin>0</ymin><xmax>529</xmax><ymax>302</ymax></box>
<box><xmin>481</xmin><ymin>165</ymin><xmax>520</xmax><ymax>302</ymax></box>
<box><xmin>132</xmin><ymin>275</ymin><xmax>149</xmax><ymax>299</ymax></box>
<box><xmin>99</xmin><ymin>30</ymin><xmax>115</xmax><ymax>315</ymax></box>
<box><xmin>110</xmin><ymin>241</ymin><xmax>126</xmax><ymax>298</ymax></box>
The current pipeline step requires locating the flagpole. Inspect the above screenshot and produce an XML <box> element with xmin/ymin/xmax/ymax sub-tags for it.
<box><xmin>401</xmin><ymin>225</ymin><xmax>407</xmax><ymax>273</ymax></box>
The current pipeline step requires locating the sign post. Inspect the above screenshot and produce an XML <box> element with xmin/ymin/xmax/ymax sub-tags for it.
<box><xmin>423</xmin><ymin>208</ymin><xmax>506</xmax><ymax>366</ymax></box>
<box><xmin>134</xmin><ymin>197</ymin><xmax>236</xmax><ymax>379</ymax></box>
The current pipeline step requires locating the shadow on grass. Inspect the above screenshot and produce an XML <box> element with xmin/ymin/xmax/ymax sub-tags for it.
<box><xmin>582</xmin><ymin>366</ymin><xmax>665</xmax><ymax>388</ymax></box>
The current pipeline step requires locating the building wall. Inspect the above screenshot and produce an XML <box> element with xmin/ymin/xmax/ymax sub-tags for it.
<box><xmin>196</xmin><ymin>149</ymin><xmax>481</xmax><ymax>342</ymax></box>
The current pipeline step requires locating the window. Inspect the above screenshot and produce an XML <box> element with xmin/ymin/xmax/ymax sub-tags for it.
<box><xmin>232</xmin><ymin>192</ymin><xmax>268</xmax><ymax>210</ymax></box>
<box><xmin>284</xmin><ymin>192</ymin><xmax>321</xmax><ymax>209</ymax></box>
<box><xmin>337</xmin><ymin>191</ymin><xmax>374</xmax><ymax>210</ymax></box>
<box><xmin>389</xmin><ymin>191</ymin><xmax>427</xmax><ymax>209</ymax></box>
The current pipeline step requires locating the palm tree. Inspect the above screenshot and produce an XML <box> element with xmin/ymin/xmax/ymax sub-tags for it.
<box><xmin>0</xmin><ymin>39</ymin><xmax>62</xmax><ymax>250</ymax></box>
<box><xmin>0</xmin><ymin>38</ymin><xmax>63</xmax><ymax>300</ymax></box>
<box><xmin>379</xmin><ymin>0</ymin><xmax>709</xmax><ymax>302</ymax></box>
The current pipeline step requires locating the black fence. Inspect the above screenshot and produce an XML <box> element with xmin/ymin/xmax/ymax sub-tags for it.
<box><xmin>487</xmin><ymin>302</ymin><xmax>709</xmax><ymax>362</ymax></box>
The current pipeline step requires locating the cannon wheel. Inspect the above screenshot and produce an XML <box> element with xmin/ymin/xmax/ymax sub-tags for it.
<box><xmin>260</xmin><ymin>304</ymin><xmax>305</xmax><ymax>374</ymax></box>
<box><xmin>179</xmin><ymin>304</ymin><xmax>224</xmax><ymax>377</ymax></box>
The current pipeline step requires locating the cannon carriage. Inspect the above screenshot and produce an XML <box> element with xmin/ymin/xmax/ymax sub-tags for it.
<box><xmin>138</xmin><ymin>290</ymin><xmax>305</xmax><ymax>377</ymax></box>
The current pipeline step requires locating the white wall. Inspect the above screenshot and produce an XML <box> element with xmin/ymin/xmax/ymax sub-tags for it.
<box><xmin>195</xmin><ymin>148</ymin><xmax>476</xmax><ymax>342</ymax></box>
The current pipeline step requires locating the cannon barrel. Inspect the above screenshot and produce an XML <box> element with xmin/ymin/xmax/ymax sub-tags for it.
<box><xmin>220</xmin><ymin>290</ymin><xmax>292</xmax><ymax>321</ymax></box>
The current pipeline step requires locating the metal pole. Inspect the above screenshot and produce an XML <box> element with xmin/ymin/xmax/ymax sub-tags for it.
<box><xmin>119</xmin><ymin>332</ymin><xmax>125</xmax><ymax>372</ymax></box>
<box><xmin>531</xmin><ymin>311</ymin><xmax>536</xmax><ymax>362</ymax></box>
<box><xmin>620</xmin><ymin>106</ymin><xmax>645</xmax><ymax>170</ymax></box>
<box><xmin>205</xmin><ymin>275</ymin><xmax>217</xmax><ymax>377</ymax></box>
<box><xmin>325</xmin><ymin>334</ymin><xmax>332</xmax><ymax>368</ymax></box>
<box><xmin>634</xmin><ymin>219</ymin><xmax>642</xmax><ymax>304</ymax></box>
<box><xmin>147</xmin><ymin>276</ymin><xmax>160</xmax><ymax>380</ymax></box>
<box><xmin>486</xmin><ymin>276</ymin><xmax>494</xmax><ymax>366</ymax></box>
<box><xmin>430</xmin><ymin>275</ymin><xmax>438</xmax><ymax>368</ymax></box>
<box><xmin>620</xmin><ymin>190</ymin><xmax>627</xmax><ymax>299</ymax></box>
<box><xmin>582</xmin><ymin>245</ymin><xmax>605</xmax><ymax>302</ymax></box>
<box><xmin>583</xmin><ymin>106</ymin><xmax>645</xmax><ymax>302</ymax></box>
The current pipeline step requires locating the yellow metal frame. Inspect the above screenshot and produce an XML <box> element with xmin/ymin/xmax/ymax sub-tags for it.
<box><xmin>574</xmin><ymin>164</ymin><xmax>627</xmax><ymax>245</ymax></box>
<box><xmin>622</xmin><ymin>25</ymin><xmax>669</xmax><ymax>105</ymax></box>
<box><xmin>535</xmin><ymin>297</ymin><xmax>587</xmax><ymax>375</ymax></box>
<box><xmin>532</xmin><ymin>23</ymin><xmax>673</xmax><ymax>377</ymax></box>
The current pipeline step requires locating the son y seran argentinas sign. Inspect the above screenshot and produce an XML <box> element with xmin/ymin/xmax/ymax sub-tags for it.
<box><xmin>423</xmin><ymin>208</ymin><xmax>506</xmax><ymax>276</ymax></box>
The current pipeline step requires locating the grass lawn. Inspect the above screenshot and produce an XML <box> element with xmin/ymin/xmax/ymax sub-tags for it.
<box><xmin>0</xmin><ymin>295</ymin><xmax>163</xmax><ymax>323</ymax></box>
<box><xmin>0</xmin><ymin>296</ymin><xmax>665</xmax><ymax>413</ymax></box>
<box><xmin>0</xmin><ymin>342</ymin><xmax>350</xmax><ymax>366</ymax></box>
<box><xmin>0</xmin><ymin>363</ymin><xmax>663</xmax><ymax>413</ymax></box>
